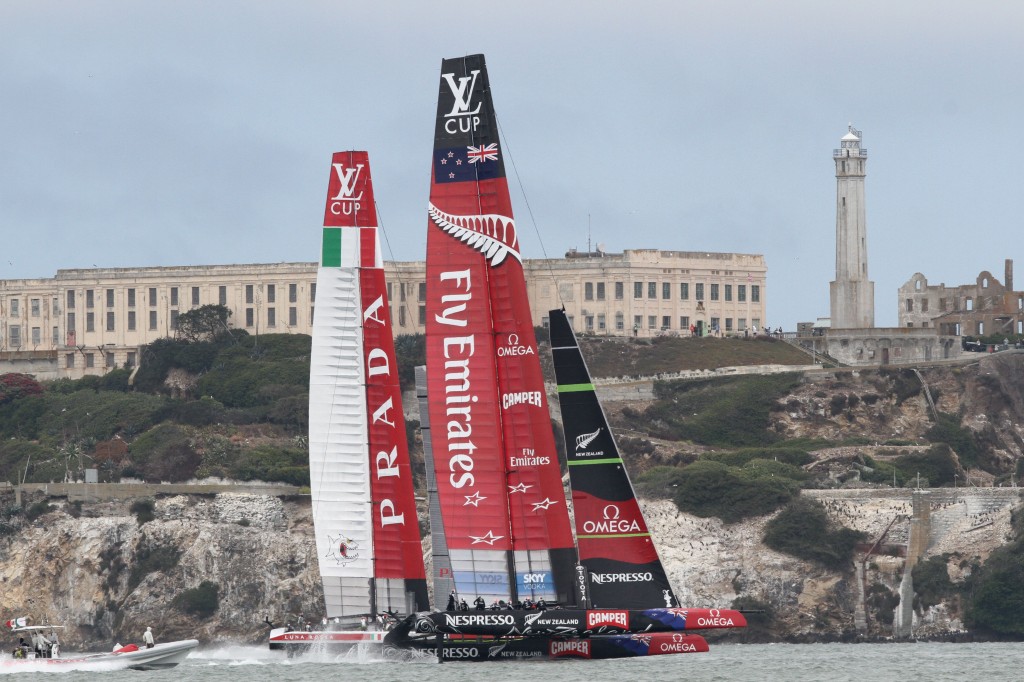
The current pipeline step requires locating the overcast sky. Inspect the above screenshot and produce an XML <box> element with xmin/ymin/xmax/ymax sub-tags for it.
<box><xmin>2</xmin><ymin>1</ymin><xmax>1021</xmax><ymax>329</ymax></box>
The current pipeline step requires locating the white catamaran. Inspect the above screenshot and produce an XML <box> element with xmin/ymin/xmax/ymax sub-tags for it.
<box><xmin>268</xmin><ymin>152</ymin><xmax>429</xmax><ymax>656</ymax></box>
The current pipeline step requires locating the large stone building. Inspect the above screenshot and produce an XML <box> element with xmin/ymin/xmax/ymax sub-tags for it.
<box><xmin>898</xmin><ymin>259</ymin><xmax>1024</xmax><ymax>337</ymax></box>
<box><xmin>0</xmin><ymin>248</ymin><xmax>767</xmax><ymax>379</ymax></box>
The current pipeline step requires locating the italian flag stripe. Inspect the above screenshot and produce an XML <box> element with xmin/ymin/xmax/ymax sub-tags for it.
<box><xmin>322</xmin><ymin>228</ymin><xmax>342</xmax><ymax>267</ymax></box>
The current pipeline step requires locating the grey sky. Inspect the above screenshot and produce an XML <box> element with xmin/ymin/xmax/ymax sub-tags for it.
<box><xmin>2</xmin><ymin>1</ymin><xmax>1021</xmax><ymax>329</ymax></box>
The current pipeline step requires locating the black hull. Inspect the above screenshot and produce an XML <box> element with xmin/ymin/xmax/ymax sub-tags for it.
<box><xmin>436</xmin><ymin>633</ymin><xmax>709</xmax><ymax>661</ymax></box>
<box><xmin>395</xmin><ymin>607</ymin><xmax>746</xmax><ymax>639</ymax></box>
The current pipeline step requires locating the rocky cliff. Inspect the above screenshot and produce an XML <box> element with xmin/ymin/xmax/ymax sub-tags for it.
<box><xmin>3</xmin><ymin>485</ymin><xmax>1019</xmax><ymax>649</ymax></box>
<box><xmin>3</xmin><ymin>353</ymin><xmax>1023</xmax><ymax>648</ymax></box>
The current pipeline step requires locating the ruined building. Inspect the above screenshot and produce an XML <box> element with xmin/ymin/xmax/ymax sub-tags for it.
<box><xmin>899</xmin><ymin>259</ymin><xmax>1024</xmax><ymax>337</ymax></box>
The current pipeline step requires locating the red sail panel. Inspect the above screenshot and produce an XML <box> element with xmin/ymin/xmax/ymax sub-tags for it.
<box><xmin>323</xmin><ymin>151</ymin><xmax>375</xmax><ymax>228</ymax></box>
<box><xmin>425</xmin><ymin>198</ymin><xmax>510</xmax><ymax>551</ymax></box>
<box><xmin>570</xmin><ymin>491</ymin><xmax>660</xmax><ymax>564</ymax></box>
<box><xmin>360</xmin><ymin>238</ymin><xmax>425</xmax><ymax>581</ymax></box>
<box><xmin>425</xmin><ymin>54</ymin><xmax>574</xmax><ymax>559</ymax></box>
<box><xmin>488</xmin><ymin>226</ymin><xmax>574</xmax><ymax>552</ymax></box>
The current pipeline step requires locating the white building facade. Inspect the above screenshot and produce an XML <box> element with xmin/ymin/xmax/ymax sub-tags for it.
<box><xmin>0</xmin><ymin>248</ymin><xmax>767</xmax><ymax>379</ymax></box>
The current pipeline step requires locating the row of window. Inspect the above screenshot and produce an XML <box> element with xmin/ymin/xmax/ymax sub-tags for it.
<box><xmin>905</xmin><ymin>295</ymin><xmax>1024</xmax><ymax>314</ymax></box>
<box><xmin>61</xmin><ymin>305</ymin><xmax>308</xmax><ymax>335</ymax></box>
<box><xmin>542</xmin><ymin>313</ymin><xmax>764</xmax><ymax>334</ymax></box>
<box><xmin>65</xmin><ymin>350</ymin><xmax>136</xmax><ymax>369</ymax></box>
<box><xmin>582</xmin><ymin>281</ymin><xmax>761</xmax><ymax>303</ymax></box>
<box><xmin>3</xmin><ymin>325</ymin><xmax>59</xmax><ymax>347</ymax></box>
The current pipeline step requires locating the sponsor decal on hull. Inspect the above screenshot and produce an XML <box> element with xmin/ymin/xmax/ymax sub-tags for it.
<box><xmin>444</xmin><ymin>613</ymin><xmax>516</xmax><ymax>628</ymax></box>
<box><xmin>549</xmin><ymin>639</ymin><xmax>591</xmax><ymax>658</ymax></box>
<box><xmin>586</xmin><ymin>610</ymin><xmax>629</xmax><ymax>630</ymax></box>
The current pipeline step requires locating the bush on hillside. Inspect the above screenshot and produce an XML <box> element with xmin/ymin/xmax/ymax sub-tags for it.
<box><xmin>635</xmin><ymin>466</ymin><xmax>688</xmax><ymax>499</ymax></box>
<box><xmin>965</xmin><ymin>509</ymin><xmax>1024</xmax><ymax>636</ymax></box>
<box><xmin>670</xmin><ymin>460</ymin><xmax>801</xmax><ymax>523</ymax></box>
<box><xmin>703</xmin><ymin>447</ymin><xmax>813</xmax><ymax>468</ymax></box>
<box><xmin>0</xmin><ymin>395</ymin><xmax>48</xmax><ymax>440</ymax></box>
<box><xmin>763</xmin><ymin>497</ymin><xmax>866</xmax><ymax>570</ymax></box>
<box><xmin>127</xmin><ymin>424</ymin><xmax>201</xmax><ymax>482</ymax></box>
<box><xmin>129</xmin><ymin>499</ymin><xmax>156</xmax><ymax>525</ymax></box>
<box><xmin>925</xmin><ymin>413</ymin><xmax>981</xmax><ymax>469</ymax></box>
<box><xmin>128</xmin><ymin>542</ymin><xmax>181</xmax><ymax>590</ymax></box>
<box><xmin>394</xmin><ymin>334</ymin><xmax>425</xmax><ymax>392</ymax></box>
<box><xmin>0</xmin><ymin>374</ymin><xmax>44</xmax><ymax>405</ymax></box>
<box><xmin>912</xmin><ymin>554</ymin><xmax>956</xmax><ymax>613</ymax></box>
<box><xmin>230</xmin><ymin>445</ymin><xmax>309</xmax><ymax>486</ymax></box>
<box><xmin>647</xmin><ymin>374</ymin><xmax>801</xmax><ymax>447</ymax></box>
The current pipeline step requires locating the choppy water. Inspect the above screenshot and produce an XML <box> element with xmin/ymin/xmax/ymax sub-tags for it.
<box><xmin>2</xmin><ymin>642</ymin><xmax>1020</xmax><ymax>681</ymax></box>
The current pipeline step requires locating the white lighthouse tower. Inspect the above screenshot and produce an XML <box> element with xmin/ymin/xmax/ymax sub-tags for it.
<box><xmin>829</xmin><ymin>124</ymin><xmax>875</xmax><ymax>329</ymax></box>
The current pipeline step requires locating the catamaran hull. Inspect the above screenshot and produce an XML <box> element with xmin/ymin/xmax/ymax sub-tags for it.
<box><xmin>411</xmin><ymin>607</ymin><xmax>747</xmax><ymax>638</ymax></box>
<box><xmin>436</xmin><ymin>633</ymin><xmax>709</xmax><ymax>661</ymax></box>
<box><xmin>267</xmin><ymin>628</ymin><xmax>435</xmax><ymax>659</ymax></box>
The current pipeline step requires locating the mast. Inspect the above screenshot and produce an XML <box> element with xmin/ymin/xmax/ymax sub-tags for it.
<box><xmin>310</xmin><ymin>151</ymin><xmax>427</xmax><ymax>621</ymax></box>
<box><xmin>424</xmin><ymin>54</ymin><xmax>576</xmax><ymax>606</ymax></box>
<box><xmin>549</xmin><ymin>308</ymin><xmax>677</xmax><ymax>609</ymax></box>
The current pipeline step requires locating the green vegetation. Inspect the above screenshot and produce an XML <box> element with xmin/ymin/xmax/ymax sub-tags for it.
<box><xmin>912</xmin><ymin>555</ymin><xmax>956</xmax><ymax>613</ymax></box>
<box><xmin>25</xmin><ymin>499</ymin><xmax>52</xmax><ymax>522</ymax></box>
<box><xmin>865</xmin><ymin>583</ymin><xmax>900</xmax><ymax>625</ymax></box>
<box><xmin>393</xmin><ymin>334</ymin><xmax>425</xmax><ymax>392</ymax></box>
<box><xmin>763</xmin><ymin>497</ymin><xmax>867</xmax><ymax>570</ymax></box>
<box><xmin>130</xmin><ymin>499</ymin><xmax>156</xmax><ymax>525</ymax></box>
<box><xmin>172</xmin><ymin>581</ymin><xmax>220</xmax><ymax>618</ymax></box>
<box><xmin>860</xmin><ymin>445</ymin><xmax>959</xmax><ymax>488</ymax></box>
<box><xmin>663</xmin><ymin>459</ymin><xmax>801</xmax><ymax>523</ymax></box>
<box><xmin>645</xmin><ymin>373</ymin><xmax>802</xmax><ymax>447</ymax></box>
<box><xmin>546</xmin><ymin>334</ymin><xmax>812</xmax><ymax>379</ymax></box>
<box><xmin>925</xmin><ymin>413</ymin><xmax>981</xmax><ymax>469</ymax></box>
<box><xmin>965</xmin><ymin>509</ymin><xmax>1024</xmax><ymax>636</ymax></box>
<box><xmin>877</xmin><ymin>368</ymin><xmax>922</xmax><ymax>405</ymax></box>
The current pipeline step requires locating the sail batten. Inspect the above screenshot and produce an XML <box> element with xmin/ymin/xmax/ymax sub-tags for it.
<box><xmin>310</xmin><ymin>151</ymin><xmax>427</xmax><ymax>620</ymax></box>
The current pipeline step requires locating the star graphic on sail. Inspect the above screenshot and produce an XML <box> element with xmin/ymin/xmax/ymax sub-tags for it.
<box><xmin>532</xmin><ymin>497</ymin><xmax>558</xmax><ymax>511</ymax></box>
<box><xmin>464</xmin><ymin>491</ymin><xmax>487</xmax><ymax>506</ymax></box>
<box><xmin>508</xmin><ymin>482</ymin><xmax>532</xmax><ymax>494</ymax></box>
<box><xmin>469</xmin><ymin>530</ymin><xmax>504</xmax><ymax>546</ymax></box>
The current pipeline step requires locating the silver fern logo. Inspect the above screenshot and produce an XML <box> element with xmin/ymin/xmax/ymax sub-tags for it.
<box><xmin>575</xmin><ymin>428</ymin><xmax>602</xmax><ymax>450</ymax></box>
<box><xmin>428</xmin><ymin>202</ymin><xmax>520</xmax><ymax>266</ymax></box>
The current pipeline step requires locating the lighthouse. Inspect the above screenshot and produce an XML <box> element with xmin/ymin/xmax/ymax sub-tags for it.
<box><xmin>829</xmin><ymin>124</ymin><xmax>875</xmax><ymax>328</ymax></box>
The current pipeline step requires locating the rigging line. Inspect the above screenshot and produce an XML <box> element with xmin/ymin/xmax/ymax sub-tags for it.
<box><xmin>375</xmin><ymin>200</ymin><xmax>421</xmax><ymax>331</ymax></box>
<box><xmin>496</xmin><ymin>115</ymin><xmax>565</xmax><ymax>310</ymax></box>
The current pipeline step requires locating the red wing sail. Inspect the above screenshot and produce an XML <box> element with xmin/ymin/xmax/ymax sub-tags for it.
<box><xmin>314</xmin><ymin>151</ymin><xmax>427</xmax><ymax>616</ymax></box>
<box><xmin>425</xmin><ymin>55</ymin><xmax>576</xmax><ymax>605</ymax></box>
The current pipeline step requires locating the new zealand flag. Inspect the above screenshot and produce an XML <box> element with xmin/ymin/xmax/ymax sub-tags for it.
<box><xmin>433</xmin><ymin>144</ymin><xmax>505</xmax><ymax>184</ymax></box>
